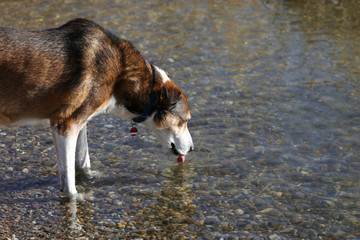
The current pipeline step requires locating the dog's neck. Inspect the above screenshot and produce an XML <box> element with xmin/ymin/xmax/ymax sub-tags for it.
<box><xmin>132</xmin><ymin>63</ymin><xmax>157</xmax><ymax>123</ymax></box>
<box><xmin>112</xmin><ymin>40</ymin><xmax>156</xmax><ymax>118</ymax></box>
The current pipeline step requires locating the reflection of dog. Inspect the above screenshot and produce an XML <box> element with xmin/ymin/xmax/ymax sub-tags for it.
<box><xmin>0</xmin><ymin>19</ymin><xmax>194</xmax><ymax>198</ymax></box>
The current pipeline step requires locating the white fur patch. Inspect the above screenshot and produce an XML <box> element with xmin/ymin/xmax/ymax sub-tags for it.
<box><xmin>94</xmin><ymin>95</ymin><xmax>117</xmax><ymax>116</ymax></box>
<box><xmin>92</xmin><ymin>95</ymin><xmax>136</xmax><ymax>120</ymax></box>
<box><xmin>155</xmin><ymin>66</ymin><xmax>170</xmax><ymax>84</ymax></box>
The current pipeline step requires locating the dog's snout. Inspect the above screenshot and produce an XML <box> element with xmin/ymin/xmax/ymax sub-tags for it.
<box><xmin>170</xmin><ymin>142</ymin><xmax>194</xmax><ymax>156</ymax></box>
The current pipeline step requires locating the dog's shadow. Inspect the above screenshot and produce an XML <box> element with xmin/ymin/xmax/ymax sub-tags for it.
<box><xmin>0</xmin><ymin>168</ymin><xmax>95</xmax><ymax>196</ymax></box>
<box><xmin>0</xmin><ymin>175</ymin><xmax>58</xmax><ymax>195</ymax></box>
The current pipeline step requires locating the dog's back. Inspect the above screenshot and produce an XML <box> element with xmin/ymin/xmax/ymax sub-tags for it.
<box><xmin>0</xmin><ymin>19</ymin><xmax>120</xmax><ymax>124</ymax></box>
<box><xmin>0</xmin><ymin>26</ymin><xmax>66</xmax><ymax>123</ymax></box>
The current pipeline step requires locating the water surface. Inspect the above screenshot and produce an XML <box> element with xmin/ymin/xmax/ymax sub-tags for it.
<box><xmin>0</xmin><ymin>0</ymin><xmax>360</xmax><ymax>239</ymax></box>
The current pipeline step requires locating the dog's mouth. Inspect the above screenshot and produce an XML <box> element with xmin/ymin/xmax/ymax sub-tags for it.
<box><xmin>171</xmin><ymin>143</ymin><xmax>179</xmax><ymax>155</ymax></box>
<box><xmin>171</xmin><ymin>143</ymin><xmax>185</xmax><ymax>163</ymax></box>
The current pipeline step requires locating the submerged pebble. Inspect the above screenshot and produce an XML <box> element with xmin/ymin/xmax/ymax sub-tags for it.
<box><xmin>233</xmin><ymin>209</ymin><xmax>244</xmax><ymax>215</ymax></box>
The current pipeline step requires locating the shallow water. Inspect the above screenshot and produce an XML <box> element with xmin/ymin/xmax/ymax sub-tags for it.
<box><xmin>1</xmin><ymin>0</ymin><xmax>360</xmax><ymax>239</ymax></box>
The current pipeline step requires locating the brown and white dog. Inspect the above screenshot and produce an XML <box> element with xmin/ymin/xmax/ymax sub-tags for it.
<box><xmin>0</xmin><ymin>19</ymin><xmax>193</xmax><ymax>198</ymax></box>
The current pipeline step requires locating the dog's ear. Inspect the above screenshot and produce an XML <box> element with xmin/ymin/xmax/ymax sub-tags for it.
<box><xmin>159</xmin><ymin>86</ymin><xmax>181</xmax><ymax>109</ymax></box>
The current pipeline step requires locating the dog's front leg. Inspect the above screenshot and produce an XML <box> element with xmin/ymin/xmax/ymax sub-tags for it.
<box><xmin>52</xmin><ymin>126</ymin><xmax>79</xmax><ymax>197</ymax></box>
<box><xmin>75</xmin><ymin>124</ymin><xmax>91</xmax><ymax>171</ymax></box>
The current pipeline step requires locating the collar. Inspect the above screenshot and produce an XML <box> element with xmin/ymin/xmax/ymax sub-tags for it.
<box><xmin>132</xmin><ymin>64</ymin><xmax>157</xmax><ymax>123</ymax></box>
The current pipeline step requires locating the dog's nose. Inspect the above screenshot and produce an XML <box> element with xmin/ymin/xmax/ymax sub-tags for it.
<box><xmin>190</xmin><ymin>145</ymin><xmax>194</xmax><ymax>152</ymax></box>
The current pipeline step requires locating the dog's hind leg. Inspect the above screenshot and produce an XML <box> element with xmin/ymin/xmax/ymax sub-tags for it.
<box><xmin>75</xmin><ymin>124</ymin><xmax>91</xmax><ymax>171</ymax></box>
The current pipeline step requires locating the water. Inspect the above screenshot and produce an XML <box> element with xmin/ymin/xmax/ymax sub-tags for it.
<box><xmin>1</xmin><ymin>0</ymin><xmax>360</xmax><ymax>239</ymax></box>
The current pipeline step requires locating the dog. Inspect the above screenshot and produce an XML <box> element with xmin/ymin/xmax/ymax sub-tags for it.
<box><xmin>0</xmin><ymin>18</ymin><xmax>194</xmax><ymax>198</ymax></box>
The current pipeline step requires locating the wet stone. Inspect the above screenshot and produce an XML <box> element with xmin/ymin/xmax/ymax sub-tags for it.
<box><xmin>260</xmin><ymin>208</ymin><xmax>284</xmax><ymax>218</ymax></box>
<box><xmin>341</xmin><ymin>216</ymin><xmax>359</xmax><ymax>226</ymax></box>
<box><xmin>235</xmin><ymin>208</ymin><xmax>245</xmax><ymax>215</ymax></box>
<box><xmin>292</xmin><ymin>191</ymin><xmax>305</xmax><ymax>199</ymax></box>
<box><xmin>204</xmin><ymin>216</ymin><xmax>220</xmax><ymax>226</ymax></box>
<box><xmin>211</xmin><ymin>190</ymin><xmax>222</xmax><ymax>196</ymax></box>
<box><xmin>253</xmin><ymin>197</ymin><xmax>269</xmax><ymax>208</ymax></box>
<box><xmin>268</xmin><ymin>233</ymin><xmax>286</xmax><ymax>240</ymax></box>
<box><xmin>270</xmin><ymin>191</ymin><xmax>283</xmax><ymax>197</ymax></box>
<box><xmin>311</xmin><ymin>197</ymin><xmax>336</xmax><ymax>209</ymax></box>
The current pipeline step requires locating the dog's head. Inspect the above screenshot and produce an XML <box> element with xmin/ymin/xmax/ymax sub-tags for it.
<box><xmin>143</xmin><ymin>65</ymin><xmax>194</xmax><ymax>162</ymax></box>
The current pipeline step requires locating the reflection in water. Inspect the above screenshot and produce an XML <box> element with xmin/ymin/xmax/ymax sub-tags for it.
<box><xmin>120</xmin><ymin>164</ymin><xmax>197</xmax><ymax>239</ymax></box>
<box><xmin>61</xmin><ymin>200</ymin><xmax>82</xmax><ymax>235</ymax></box>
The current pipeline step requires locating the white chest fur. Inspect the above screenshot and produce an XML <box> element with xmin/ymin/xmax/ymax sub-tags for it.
<box><xmin>93</xmin><ymin>95</ymin><xmax>136</xmax><ymax>120</ymax></box>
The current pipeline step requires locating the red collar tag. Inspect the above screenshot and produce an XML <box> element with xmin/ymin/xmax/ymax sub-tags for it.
<box><xmin>130</xmin><ymin>122</ymin><xmax>138</xmax><ymax>137</ymax></box>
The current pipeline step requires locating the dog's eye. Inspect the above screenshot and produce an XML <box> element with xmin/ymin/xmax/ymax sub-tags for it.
<box><xmin>154</xmin><ymin>109</ymin><xmax>169</xmax><ymax>123</ymax></box>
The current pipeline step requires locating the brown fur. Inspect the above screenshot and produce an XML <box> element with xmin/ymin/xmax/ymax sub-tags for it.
<box><xmin>0</xmin><ymin>19</ymin><xmax>162</xmax><ymax>135</ymax></box>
